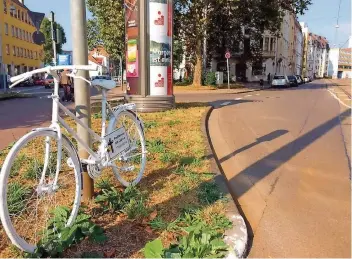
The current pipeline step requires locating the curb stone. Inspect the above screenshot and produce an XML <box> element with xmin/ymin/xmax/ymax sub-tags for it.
<box><xmin>201</xmin><ymin>106</ymin><xmax>248</xmax><ymax>258</ymax></box>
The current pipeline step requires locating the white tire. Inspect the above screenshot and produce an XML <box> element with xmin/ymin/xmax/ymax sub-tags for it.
<box><xmin>107</xmin><ymin>111</ymin><xmax>147</xmax><ymax>187</ymax></box>
<box><xmin>0</xmin><ymin>130</ymin><xmax>82</xmax><ymax>253</ymax></box>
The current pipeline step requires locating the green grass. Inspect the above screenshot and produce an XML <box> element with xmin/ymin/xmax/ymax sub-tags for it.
<box><xmin>24</xmin><ymin>160</ymin><xmax>44</xmax><ymax>180</ymax></box>
<box><xmin>147</xmin><ymin>139</ymin><xmax>166</xmax><ymax>154</ymax></box>
<box><xmin>197</xmin><ymin>181</ymin><xmax>224</xmax><ymax>205</ymax></box>
<box><xmin>10</xmin><ymin>154</ymin><xmax>27</xmax><ymax>177</ymax></box>
<box><xmin>7</xmin><ymin>182</ymin><xmax>30</xmax><ymax>215</ymax></box>
<box><xmin>123</xmin><ymin>197</ymin><xmax>149</xmax><ymax>220</ymax></box>
<box><xmin>167</xmin><ymin>120</ymin><xmax>182</xmax><ymax>127</ymax></box>
<box><xmin>159</xmin><ymin>152</ymin><xmax>177</xmax><ymax>164</ymax></box>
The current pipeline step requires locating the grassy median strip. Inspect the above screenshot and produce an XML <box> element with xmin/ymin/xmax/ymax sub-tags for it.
<box><xmin>0</xmin><ymin>103</ymin><xmax>232</xmax><ymax>258</ymax></box>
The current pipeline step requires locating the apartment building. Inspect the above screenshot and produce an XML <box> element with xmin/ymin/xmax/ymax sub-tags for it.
<box><xmin>328</xmin><ymin>48</ymin><xmax>352</xmax><ymax>79</ymax></box>
<box><xmin>1</xmin><ymin>0</ymin><xmax>44</xmax><ymax>76</ymax></box>
<box><xmin>300</xmin><ymin>22</ymin><xmax>329</xmax><ymax>78</ymax></box>
<box><xmin>294</xmin><ymin>19</ymin><xmax>304</xmax><ymax>75</ymax></box>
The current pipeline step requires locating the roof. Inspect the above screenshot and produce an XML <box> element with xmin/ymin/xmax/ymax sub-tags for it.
<box><xmin>89</xmin><ymin>46</ymin><xmax>110</xmax><ymax>57</ymax></box>
<box><xmin>309</xmin><ymin>33</ymin><xmax>329</xmax><ymax>49</ymax></box>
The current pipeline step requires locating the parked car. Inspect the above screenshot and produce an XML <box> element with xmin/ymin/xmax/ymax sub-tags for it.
<box><xmin>303</xmin><ymin>76</ymin><xmax>312</xmax><ymax>83</ymax></box>
<box><xmin>19</xmin><ymin>77</ymin><xmax>34</xmax><ymax>87</ymax></box>
<box><xmin>271</xmin><ymin>75</ymin><xmax>289</xmax><ymax>88</ymax></box>
<box><xmin>34</xmin><ymin>78</ymin><xmax>45</xmax><ymax>86</ymax></box>
<box><xmin>295</xmin><ymin>75</ymin><xmax>303</xmax><ymax>84</ymax></box>
<box><xmin>287</xmin><ymin>75</ymin><xmax>298</xmax><ymax>87</ymax></box>
<box><xmin>44</xmin><ymin>75</ymin><xmax>54</xmax><ymax>89</ymax></box>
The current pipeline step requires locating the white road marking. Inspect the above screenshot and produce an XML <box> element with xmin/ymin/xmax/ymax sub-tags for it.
<box><xmin>221</xmin><ymin>101</ymin><xmax>231</xmax><ymax>106</ymax></box>
<box><xmin>245</xmin><ymin>95</ymin><xmax>252</xmax><ymax>97</ymax></box>
<box><xmin>235</xmin><ymin>98</ymin><xmax>242</xmax><ymax>101</ymax></box>
<box><xmin>327</xmin><ymin>89</ymin><xmax>351</xmax><ymax>109</ymax></box>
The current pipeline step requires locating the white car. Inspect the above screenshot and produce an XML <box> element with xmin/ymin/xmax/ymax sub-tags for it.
<box><xmin>271</xmin><ymin>75</ymin><xmax>289</xmax><ymax>88</ymax></box>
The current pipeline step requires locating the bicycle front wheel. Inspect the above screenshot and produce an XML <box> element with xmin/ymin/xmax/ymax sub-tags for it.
<box><xmin>108</xmin><ymin>111</ymin><xmax>147</xmax><ymax>187</ymax></box>
<box><xmin>0</xmin><ymin>130</ymin><xmax>82</xmax><ymax>253</ymax></box>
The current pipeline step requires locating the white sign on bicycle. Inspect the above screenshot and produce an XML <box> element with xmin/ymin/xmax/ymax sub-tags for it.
<box><xmin>104</xmin><ymin>127</ymin><xmax>130</xmax><ymax>159</ymax></box>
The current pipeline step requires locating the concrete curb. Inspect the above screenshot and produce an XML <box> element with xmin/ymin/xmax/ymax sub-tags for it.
<box><xmin>201</xmin><ymin>106</ymin><xmax>248</xmax><ymax>258</ymax></box>
<box><xmin>176</xmin><ymin>88</ymin><xmax>264</xmax><ymax>95</ymax></box>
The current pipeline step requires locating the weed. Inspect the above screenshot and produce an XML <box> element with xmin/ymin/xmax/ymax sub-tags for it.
<box><xmin>179</xmin><ymin>157</ymin><xmax>203</xmax><ymax>167</ymax></box>
<box><xmin>28</xmin><ymin>207</ymin><xmax>107</xmax><ymax>258</ymax></box>
<box><xmin>124</xmin><ymin>197</ymin><xmax>149</xmax><ymax>220</ymax></box>
<box><xmin>167</xmin><ymin>120</ymin><xmax>182</xmax><ymax>127</ymax></box>
<box><xmin>7</xmin><ymin>182</ymin><xmax>30</xmax><ymax>215</ymax></box>
<box><xmin>95</xmin><ymin>178</ymin><xmax>113</xmax><ymax>190</ymax></box>
<box><xmin>197</xmin><ymin>181</ymin><xmax>223</xmax><ymax>205</ymax></box>
<box><xmin>173</xmin><ymin>182</ymin><xmax>191</xmax><ymax>195</ymax></box>
<box><xmin>173</xmin><ymin>166</ymin><xmax>186</xmax><ymax>175</ymax></box>
<box><xmin>159</xmin><ymin>152</ymin><xmax>177</xmax><ymax>164</ymax></box>
<box><xmin>147</xmin><ymin>139</ymin><xmax>166</xmax><ymax>154</ymax></box>
<box><xmin>149</xmin><ymin>216</ymin><xmax>168</xmax><ymax>231</ymax></box>
<box><xmin>144</xmin><ymin>121</ymin><xmax>158</xmax><ymax>130</ymax></box>
<box><xmin>24</xmin><ymin>160</ymin><xmax>44</xmax><ymax>180</ymax></box>
<box><xmin>10</xmin><ymin>154</ymin><xmax>27</xmax><ymax>177</ymax></box>
<box><xmin>92</xmin><ymin>112</ymin><xmax>102</xmax><ymax>119</ymax></box>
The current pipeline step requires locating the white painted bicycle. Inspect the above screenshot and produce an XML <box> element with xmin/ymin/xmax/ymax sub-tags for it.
<box><xmin>0</xmin><ymin>65</ymin><xmax>147</xmax><ymax>253</ymax></box>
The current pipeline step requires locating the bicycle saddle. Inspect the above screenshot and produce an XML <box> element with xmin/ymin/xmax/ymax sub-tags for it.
<box><xmin>91</xmin><ymin>79</ymin><xmax>116</xmax><ymax>90</ymax></box>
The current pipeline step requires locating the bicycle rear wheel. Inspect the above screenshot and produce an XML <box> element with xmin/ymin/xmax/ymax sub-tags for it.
<box><xmin>108</xmin><ymin>111</ymin><xmax>147</xmax><ymax>187</ymax></box>
<box><xmin>0</xmin><ymin>130</ymin><xmax>82</xmax><ymax>253</ymax></box>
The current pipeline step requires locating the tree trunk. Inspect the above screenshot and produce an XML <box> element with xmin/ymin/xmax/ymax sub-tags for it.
<box><xmin>193</xmin><ymin>39</ymin><xmax>202</xmax><ymax>87</ymax></box>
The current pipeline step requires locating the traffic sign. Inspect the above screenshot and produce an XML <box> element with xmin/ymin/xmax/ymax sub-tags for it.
<box><xmin>225</xmin><ymin>51</ymin><xmax>231</xmax><ymax>59</ymax></box>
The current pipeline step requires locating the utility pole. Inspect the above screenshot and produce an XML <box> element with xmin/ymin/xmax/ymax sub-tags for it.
<box><xmin>70</xmin><ymin>0</ymin><xmax>94</xmax><ymax>201</ymax></box>
<box><xmin>49</xmin><ymin>11</ymin><xmax>57</xmax><ymax>65</ymax></box>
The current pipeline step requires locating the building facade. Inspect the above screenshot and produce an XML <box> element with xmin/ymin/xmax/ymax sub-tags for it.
<box><xmin>294</xmin><ymin>19</ymin><xmax>304</xmax><ymax>75</ymax></box>
<box><xmin>88</xmin><ymin>46</ymin><xmax>110</xmax><ymax>78</ymax></box>
<box><xmin>1</xmin><ymin>0</ymin><xmax>44</xmax><ymax>76</ymax></box>
<box><xmin>328</xmin><ymin>48</ymin><xmax>352</xmax><ymax>79</ymax></box>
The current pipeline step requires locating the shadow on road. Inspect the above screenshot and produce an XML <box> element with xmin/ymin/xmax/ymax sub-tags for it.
<box><xmin>226</xmin><ymin>108</ymin><xmax>351</xmax><ymax>199</ymax></box>
<box><xmin>219</xmin><ymin>130</ymin><xmax>289</xmax><ymax>164</ymax></box>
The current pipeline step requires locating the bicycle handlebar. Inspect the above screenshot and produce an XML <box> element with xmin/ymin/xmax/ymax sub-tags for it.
<box><xmin>10</xmin><ymin>65</ymin><xmax>98</xmax><ymax>88</ymax></box>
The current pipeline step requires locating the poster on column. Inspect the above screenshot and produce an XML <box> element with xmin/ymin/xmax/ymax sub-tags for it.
<box><xmin>127</xmin><ymin>39</ymin><xmax>138</xmax><ymax>77</ymax></box>
<box><xmin>150</xmin><ymin>66</ymin><xmax>168</xmax><ymax>96</ymax></box>
<box><xmin>149</xmin><ymin>0</ymin><xmax>172</xmax><ymax>96</ymax></box>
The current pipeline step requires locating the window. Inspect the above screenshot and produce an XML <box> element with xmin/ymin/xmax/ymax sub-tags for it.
<box><xmin>17</xmin><ymin>10</ymin><xmax>20</xmax><ymax>19</ymax></box>
<box><xmin>270</xmin><ymin>38</ymin><xmax>276</xmax><ymax>51</ymax></box>
<box><xmin>25</xmin><ymin>13</ymin><xmax>27</xmax><ymax>22</ymax></box>
<box><xmin>34</xmin><ymin>51</ymin><xmax>37</xmax><ymax>59</ymax></box>
<box><xmin>11</xmin><ymin>25</ymin><xmax>14</xmax><ymax>36</ymax></box>
<box><xmin>6</xmin><ymin>44</ymin><xmax>9</xmax><ymax>55</ymax></box>
<box><xmin>21</xmin><ymin>11</ymin><xmax>24</xmax><ymax>21</ymax></box>
<box><xmin>4</xmin><ymin>23</ymin><xmax>8</xmax><ymax>35</ymax></box>
<box><xmin>30</xmin><ymin>50</ymin><xmax>33</xmax><ymax>59</ymax></box>
<box><xmin>264</xmin><ymin>37</ymin><xmax>270</xmax><ymax>51</ymax></box>
<box><xmin>3</xmin><ymin>0</ymin><xmax>7</xmax><ymax>13</ymax></box>
<box><xmin>13</xmin><ymin>46</ymin><xmax>16</xmax><ymax>56</ymax></box>
<box><xmin>24</xmin><ymin>49</ymin><xmax>27</xmax><ymax>57</ymax></box>
<box><xmin>19</xmin><ymin>29</ymin><xmax>22</xmax><ymax>39</ymax></box>
<box><xmin>16</xmin><ymin>47</ymin><xmax>19</xmax><ymax>56</ymax></box>
<box><xmin>20</xmin><ymin>48</ymin><xmax>23</xmax><ymax>57</ymax></box>
<box><xmin>15</xmin><ymin>27</ymin><xmax>18</xmax><ymax>38</ymax></box>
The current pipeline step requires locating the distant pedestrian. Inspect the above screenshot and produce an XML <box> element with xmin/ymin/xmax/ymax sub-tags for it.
<box><xmin>60</xmin><ymin>69</ymin><xmax>73</xmax><ymax>102</ymax></box>
<box><xmin>267</xmin><ymin>73</ymin><xmax>271</xmax><ymax>84</ymax></box>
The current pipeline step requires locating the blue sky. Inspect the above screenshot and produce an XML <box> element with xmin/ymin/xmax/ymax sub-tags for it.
<box><xmin>25</xmin><ymin>0</ymin><xmax>351</xmax><ymax>50</ymax></box>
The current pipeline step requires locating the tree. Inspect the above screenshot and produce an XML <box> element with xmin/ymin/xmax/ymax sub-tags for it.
<box><xmin>86</xmin><ymin>0</ymin><xmax>125</xmax><ymax>61</ymax></box>
<box><xmin>175</xmin><ymin>0</ymin><xmax>312</xmax><ymax>86</ymax></box>
<box><xmin>87</xmin><ymin>18</ymin><xmax>103</xmax><ymax>51</ymax></box>
<box><xmin>40</xmin><ymin>17</ymin><xmax>67</xmax><ymax>65</ymax></box>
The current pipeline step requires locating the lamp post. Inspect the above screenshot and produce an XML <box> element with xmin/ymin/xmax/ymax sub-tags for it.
<box><xmin>48</xmin><ymin>11</ymin><xmax>57</xmax><ymax>65</ymax></box>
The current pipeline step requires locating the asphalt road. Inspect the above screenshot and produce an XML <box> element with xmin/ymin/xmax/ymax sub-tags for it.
<box><xmin>206</xmin><ymin>81</ymin><xmax>351</xmax><ymax>257</ymax></box>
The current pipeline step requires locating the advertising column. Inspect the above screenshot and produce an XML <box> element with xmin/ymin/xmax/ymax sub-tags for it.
<box><xmin>125</xmin><ymin>0</ymin><xmax>140</xmax><ymax>95</ymax></box>
<box><xmin>149</xmin><ymin>0</ymin><xmax>173</xmax><ymax>96</ymax></box>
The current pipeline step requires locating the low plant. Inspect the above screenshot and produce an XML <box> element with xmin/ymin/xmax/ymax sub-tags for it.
<box><xmin>147</xmin><ymin>139</ymin><xmax>166</xmax><ymax>154</ymax></box>
<box><xmin>92</xmin><ymin>112</ymin><xmax>102</xmax><ymax>119</ymax></box>
<box><xmin>7</xmin><ymin>182</ymin><xmax>30</xmax><ymax>215</ymax></box>
<box><xmin>159</xmin><ymin>152</ymin><xmax>177</xmax><ymax>164</ymax></box>
<box><xmin>149</xmin><ymin>216</ymin><xmax>168</xmax><ymax>231</ymax></box>
<box><xmin>144</xmin><ymin>121</ymin><xmax>158</xmax><ymax>130</ymax></box>
<box><xmin>197</xmin><ymin>181</ymin><xmax>223</xmax><ymax>205</ymax></box>
<box><xmin>24</xmin><ymin>160</ymin><xmax>44</xmax><ymax>180</ymax></box>
<box><xmin>10</xmin><ymin>154</ymin><xmax>27</xmax><ymax>177</ymax></box>
<box><xmin>28</xmin><ymin>207</ymin><xmax>107</xmax><ymax>258</ymax></box>
<box><xmin>167</xmin><ymin>120</ymin><xmax>182</xmax><ymax>127</ymax></box>
<box><xmin>123</xmin><ymin>197</ymin><xmax>149</xmax><ymax>220</ymax></box>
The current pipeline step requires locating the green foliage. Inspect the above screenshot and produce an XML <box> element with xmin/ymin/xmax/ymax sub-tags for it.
<box><xmin>144</xmin><ymin>121</ymin><xmax>158</xmax><ymax>130</ymax></box>
<box><xmin>149</xmin><ymin>216</ymin><xmax>169</xmax><ymax>231</ymax></box>
<box><xmin>147</xmin><ymin>139</ymin><xmax>166</xmax><ymax>154</ymax></box>
<box><xmin>40</xmin><ymin>17</ymin><xmax>67</xmax><ymax>65</ymax></box>
<box><xmin>10</xmin><ymin>154</ymin><xmax>27</xmax><ymax>177</ymax></box>
<box><xmin>205</xmin><ymin>72</ymin><xmax>217</xmax><ymax>86</ymax></box>
<box><xmin>24</xmin><ymin>160</ymin><xmax>43</xmax><ymax>180</ymax></box>
<box><xmin>92</xmin><ymin>112</ymin><xmax>102</xmax><ymax>119</ymax></box>
<box><xmin>160</xmin><ymin>152</ymin><xmax>177</xmax><ymax>164</ymax></box>
<box><xmin>179</xmin><ymin>157</ymin><xmax>203</xmax><ymax>167</ymax></box>
<box><xmin>7</xmin><ymin>183</ymin><xmax>30</xmax><ymax>215</ymax></box>
<box><xmin>197</xmin><ymin>181</ymin><xmax>223</xmax><ymax>205</ymax></box>
<box><xmin>95</xmin><ymin>178</ymin><xmax>113</xmax><ymax>190</ymax></box>
<box><xmin>87</xmin><ymin>18</ymin><xmax>103</xmax><ymax>50</ymax></box>
<box><xmin>167</xmin><ymin>120</ymin><xmax>182</xmax><ymax>127</ymax></box>
<box><xmin>28</xmin><ymin>207</ymin><xmax>107</xmax><ymax>258</ymax></box>
<box><xmin>95</xmin><ymin>184</ymin><xmax>145</xmax><ymax>216</ymax></box>
<box><xmin>87</xmin><ymin>0</ymin><xmax>125</xmax><ymax>60</ymax></box>
<box><xmin>123</xmin><ymin>197</ymin><xmax>149</xmax><ymax>220</ymax></box>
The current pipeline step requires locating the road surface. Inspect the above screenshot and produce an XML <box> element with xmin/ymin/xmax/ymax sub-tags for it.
<box><xmin>207</xmin><ymin>81</ymin><xmax>351</xmax><ymax>257</ymax></box>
